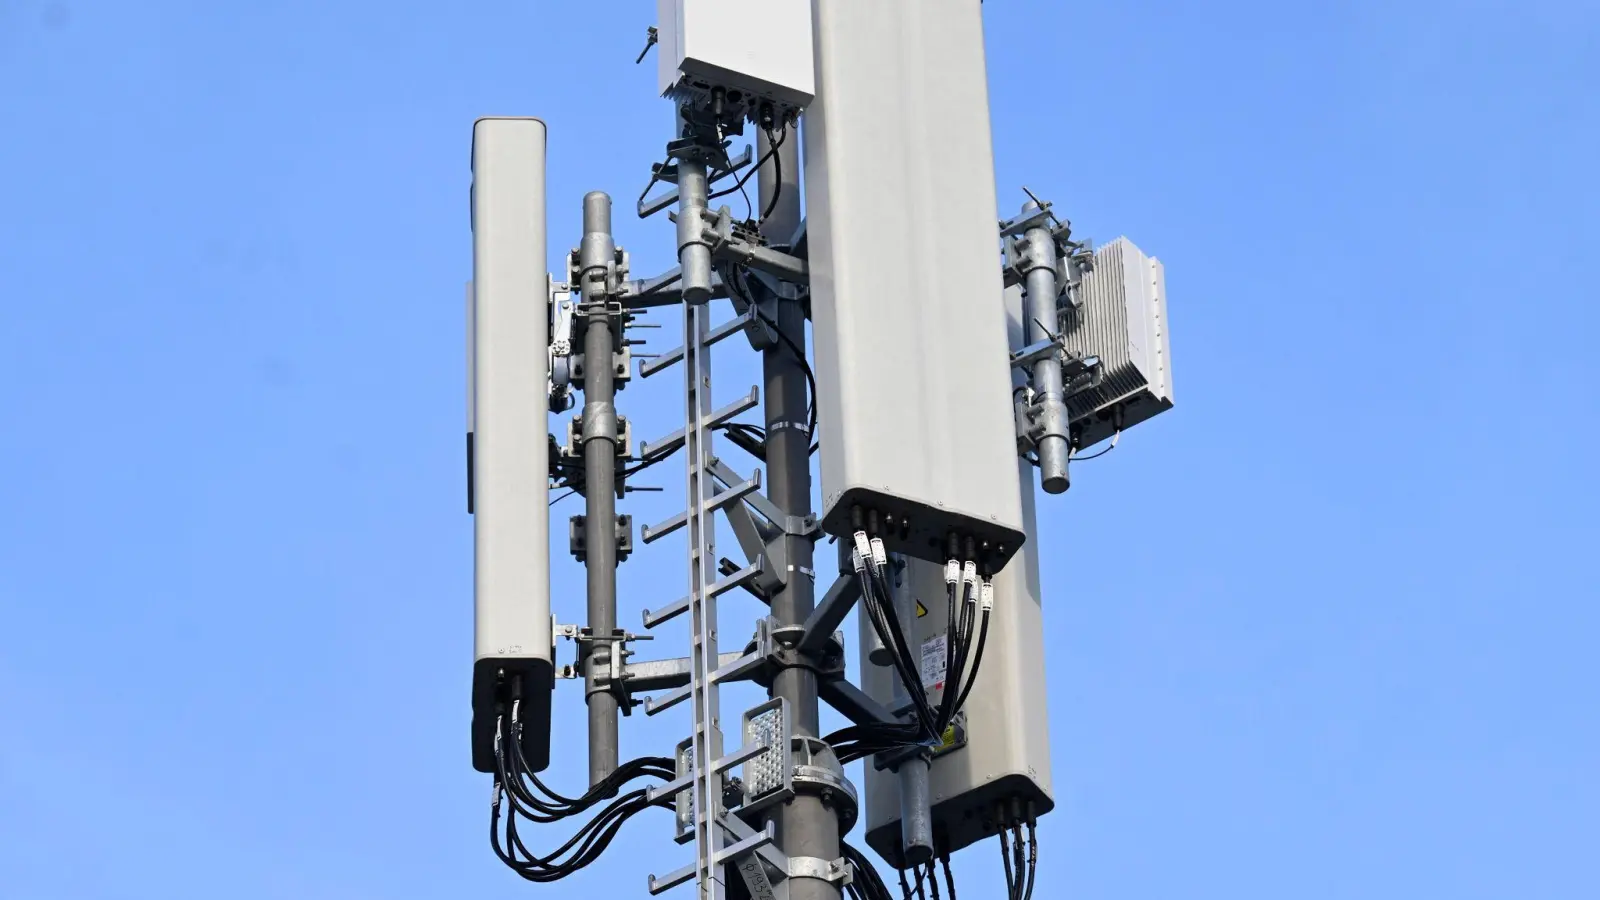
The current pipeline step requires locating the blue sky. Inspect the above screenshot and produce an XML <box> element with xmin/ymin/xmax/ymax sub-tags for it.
<box><xmin>1</xmin><ymin>1</ymin><xmax>1596</xmax><ymax>898</ymax></box>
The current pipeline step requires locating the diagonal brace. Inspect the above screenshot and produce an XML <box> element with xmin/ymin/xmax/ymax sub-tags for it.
<box><xmin>798</xmin><ymin>574</ymin><xmax>862</xmax><ymax>656</ymax></box>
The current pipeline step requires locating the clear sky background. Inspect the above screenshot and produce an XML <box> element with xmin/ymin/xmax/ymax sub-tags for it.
<box><xmin>1</xmin><ymin>0</ymin><xmax>1596</xmax><ymax>898</ymax></box>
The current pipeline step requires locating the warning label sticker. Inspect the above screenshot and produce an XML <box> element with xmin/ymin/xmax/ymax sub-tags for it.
<box><xmin>920</xmin><ymin>634</ymin><xmax>947</xmax><ymax>691</ymax></box>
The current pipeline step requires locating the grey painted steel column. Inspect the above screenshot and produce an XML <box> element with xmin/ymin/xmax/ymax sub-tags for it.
<box><xmin>758</xmin><ymin>123</ymin><xmax>841</xmax><ymax>900</ymax></box>
<box><xmin>579</xmin><ymin>191</ymin><xmax>621</xmax><ymax>786</ymax></box>
<box><xmin>1021</xmin><ymin>201</ymin><xmax>1070</xmax><ymax>493</ymax></box>
<box><xmin>889</xmin><ymin>553</ymin><xmax>934</xmax><ymax>866</ymax></box>
<box><xmin>677</xmin><ymin>160</ymin><xmax>713</xmax><ymax>305</ymax></box>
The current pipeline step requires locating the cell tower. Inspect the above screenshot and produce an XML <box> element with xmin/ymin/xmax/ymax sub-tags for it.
<box><xmin>466</xmin><ymin>2</ymin><xmax>1174</xmax><ymax>898</ymax></box>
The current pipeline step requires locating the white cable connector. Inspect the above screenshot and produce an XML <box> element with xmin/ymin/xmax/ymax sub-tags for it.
<box><xmin>869</xmin><ymin>536</ymin><xmax>888</xmax><ymax>569</ymax></box>
<box><xmin>980</xmin><ymin>579</ymin><xmax>995</xmax><ymax>612</ymax></box>
<box><xmin>961</xmin><ymin>560</ymin><xmax>978</xmax><ymax>588</ymax></box>
<box><xmin>945</xmin><ymin>559</ymin><xmax>960</xmax><ymax>585</ymax></box>
<box><xmin>852</xmin><ymin>531</ymin><xmax>872</xmax><ymax>571</ymax></box>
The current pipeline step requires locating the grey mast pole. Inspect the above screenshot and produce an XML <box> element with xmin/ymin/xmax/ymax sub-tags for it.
<box><xmin>1020</xmin><ymin>200</ymin><xmax>1071</xmax><ymax>493</ymax></box>
<box><xmin>757</xmin><ymin>120</ymin><xmax>842</xmax><ymax>900</ymax></box>
<box><xmin>578</xmin><ymin>190</ymin><xmax>621</xmax><ymax>786</ymax></box>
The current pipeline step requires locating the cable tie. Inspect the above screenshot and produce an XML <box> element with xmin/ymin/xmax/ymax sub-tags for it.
<box><xmin>945</xmin><ymin>559</ymin><xmax>960</xmax><ymax>585</ymax></box>
<box><xmin>851</xmin><ymin>549</ymin><xmax>866</xmax><ymax>574</ymax></box>
<box><xmin>869</xmin><ymin>536</ymin><xmax>887</xmax><ymax>568</ymax></box>
<box><xmin>980</xmin><ymin>580</ymin><xmax>995</xmax><ymax>612</ymax></box>
<box><xmin>962</xmin><ymin>561</ymin><xmax>978</xmax><ymax>587</ymax></box>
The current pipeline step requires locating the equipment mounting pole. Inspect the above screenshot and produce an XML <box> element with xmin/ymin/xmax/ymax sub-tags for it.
<box><xmin>757</xmin><ymin>123</ymin><xmax>842</xmax><ymax>900</ymax></box>
<box><xmin>579</xmin><ymin>191</ymin><xmax>621</xmax><ymax>786</ymax></box>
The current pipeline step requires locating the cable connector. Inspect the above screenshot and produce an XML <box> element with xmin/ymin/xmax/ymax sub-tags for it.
<box><xmin>869</xmin><ymin>536</ymin><xmax>888</xmax><ymax>569</ymax></box>
<box><xmin>944</xmin><ymin>559</ymin><xmax>960</xmax><ymax>585</ymax></box>
<box><xmin>980</xmin><ymin>579</ymin><xmax>995</xmax><ymax>612</ymax></box>
<box><xmin>852</xmin><ymin>531</ymin><xmax>873</xmax><ymax>570</ymax></box>
<box><xmin>962</xmin><ymin>561</ymin><xmax>978</xmax><ymax>589</ymax></box>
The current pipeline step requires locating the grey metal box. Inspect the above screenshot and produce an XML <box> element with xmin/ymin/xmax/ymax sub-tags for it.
<box><xmin>1060</xmin><ymin>237</ymin><xmax>1173</xmax><ymax>448</ymax></box>
<box><xmin>469</xmin><ymin>117</ymin><xmax>553</xmax><ymax>773</ymax></box>
<box><xmin>805</xmin><ymin>0</ymin><xmax>1023</xmax><ymax>569</ymax></box>
<box><xmin>859</xmin><ymin>466</ymin><xmax>1054</xmax><ymax>864</ymax></box>
<box><xmin>656</xmin><ymin>0</ymin><xmax>814</xmax><ymax>112</ymax></box>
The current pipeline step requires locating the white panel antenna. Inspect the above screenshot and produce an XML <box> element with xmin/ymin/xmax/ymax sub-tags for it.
<box><xmin>469</xmin><ymin>117</ymin><xmax>554</xmax><ymax>774</ymax></box>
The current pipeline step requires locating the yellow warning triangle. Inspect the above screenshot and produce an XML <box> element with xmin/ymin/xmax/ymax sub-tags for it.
<box><xmin>915</xmin><ymin>600</ymin><xmax>929</xmax><ymax>618</ymax></box>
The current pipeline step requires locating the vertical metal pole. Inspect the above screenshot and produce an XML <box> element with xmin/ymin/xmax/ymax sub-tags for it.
<box><xmin>1021</xmin><ymin>201</ymin><xmax>1070</xmax><ymax>493</ymax></box>
<box><xmin>758</xmin><ymin>122</ymin><xmax>842</xmax><ymax>900</ymax></box>
<box><xmin>888</xmin><ymin>553</ymin><xmax>934</xmax><ymax>866</ymax></box>
<box><xmin>677</xmin><ymin>160</ymin><xmax>714</xmax><ymax>305</ymax></box>
<box><xmin>579</xmin><ymin>191</ymin><xmax>621</xmax><ymax>787</ymax></box>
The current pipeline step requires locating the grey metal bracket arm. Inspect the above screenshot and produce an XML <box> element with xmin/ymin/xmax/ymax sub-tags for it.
<box><xmin>685</xmin><ymin>205</ymin><xmax>809</xmax><ymax>285</ymax></box>
<box><xmin>818</xmin><ymin>676</ymin><xmax>912</xmax><ymax>731</ymax></box>
<box><xmin>580</xmin><ymin>650</ymin><xmax>750</xmax><ymax>714</ymax></box>
<box><xmin>619</xmin><ymin>266</ymin><xmax>730</xmax><ymax>309</ymax></box>
<box><xmin>797</xmin><ymin>573</ymin><xmax>862</xmax><ymax>656</ymax></box>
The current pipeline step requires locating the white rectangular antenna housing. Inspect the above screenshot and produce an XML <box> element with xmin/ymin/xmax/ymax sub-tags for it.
<box><xmin>805</xmin><ymin>0</ymin><xmax>1023</xmax><ymax>570</ymax></box>
<box><xmin>656</xmin><ymin>0</ymin><xmax>814</xmax><ymax>112</ymax></box>
<box><xmin>469</xmin><ymin>117</ymin><xmax>553</xmax><ymax>774</ymax></box>
<box><xmin>859</xmin><ymin>470</ymin><xmax>1054</xmax><ymax>863</ymax></box>
<box><xmin>1060</xmin><ymin>237</ymin><xmax>1173</xmax><ymax>448</ymax></box>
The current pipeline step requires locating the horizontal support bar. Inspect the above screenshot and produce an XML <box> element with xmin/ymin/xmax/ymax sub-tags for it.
<box><xmin>642</xmin><ymin>595</ymin><xmax>690</xmax><ymax>630</ymax></box>
<box><xmin>622</xmin><ymin>266</ymin><xmax>729</xmax><ymax>310</ymax></box>
<box><xmin>711</xmin><ymin>650</ymin><xmax>766</xmax><ymax>686</ymax></box>
<box><xmin>719</xmin><ymin>815</ymin><xmax>790</xmax><ymax>873</ymax></box>
<box><xmin>642</xmin><ymin>562</ymin><xmax>761</xmax><ymax>630</ymax></box>
<box><xmin>713</xmin><ymin>822</ymin><xmax>775</xmax><ymax>867</ymax></box>
<box><xmin>647</xmin><ymin>860</ymin><xmax>697</xmax><ymax>895</ymax></box>
<box><xmin>707</xmin><ymin>458</ymin><xmax>786</xmax><ymax>530</ymax></box>
<box><xmin>645</xmin><ymin>773</ymin><xmax>693</xmax><ymax>805</ymax></box>
<box><xmin>620</xmin><ymin>651</ymin><xmax>749</xmax><ymax>693</ymax></box>
<box><xmin>712</xmin><ymin>240</ymin><xmax>809</xmax><ymax>284</ymax></box>
<box><xmin>639</xmin><ymin>309</ymin><xmax>754</xmax><ymax>378</ymax></box>
<box><xmin>640</xmin><ymin>388</ymin><xmax>760</xmax><ymax>458</ymax></box>
<box><xmin>643</xmin><ymin>684</ymin><xmax>691</xmax><ymax>717</ymax></box>
<box><xmin>709</xmin><ymin>561</ymin><xmax>764</xmax><ymax>599</ymax></box>
<box><xmin>641</xmin><ymin>472</ymin><xmax>762</xmax><ymax>544</ymax></box>
<box><xmin>712</xmin><ymin>742</ymin><xmax>768</xmax><ymax>775</ymax></box>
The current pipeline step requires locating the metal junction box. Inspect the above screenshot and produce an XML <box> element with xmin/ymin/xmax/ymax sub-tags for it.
<box><xmin>656</xmin><ymin>0</ymin><xmax>815</xmax><ymax>112</ymax></box>
<box><xmin>859</xmin><ymin>467</ymin><xmax>1054</xmax><ymax>865</ymax></box>
<box><xmin>805</xmin><ymin>0</ymin><xmax>1023</xmax><ymax>570</ymax></box>
<box><xmin>469</xmin><ymin>117</ymin><xmax>553</xmax><ymax>774</ymax></box>
<box><xmin>1060</xmin><ymin>237</ymin><xmax>1173</xmax><ymax>449</ymax></box>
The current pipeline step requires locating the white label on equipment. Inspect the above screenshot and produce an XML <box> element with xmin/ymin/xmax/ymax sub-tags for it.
<box><xmin>920</xmin><ymin>634</ymin><xmax>947</xmax><ymax>691</ymax></box>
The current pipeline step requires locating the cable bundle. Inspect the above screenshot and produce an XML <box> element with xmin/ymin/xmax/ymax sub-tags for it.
<box><xmin>827</xmin><ymin>533</ymin><xmax>994</xmax><ymax>765</ymax></box>
<box><xmin>998</xmin><ymin>813</ymin><xmax>1039</xmax><ymax>900</ymax></box>
<box><xmin>489</xmin><ymin>701</ymin><xmax>673</xmax><ymax>882</ymax></box>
